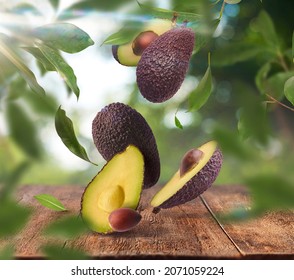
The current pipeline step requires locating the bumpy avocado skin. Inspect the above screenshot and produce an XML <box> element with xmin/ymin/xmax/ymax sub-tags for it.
<box><xmin>158</xmin><ymin>148</ymin><xmax>223</xmax><ymax>209</ymax></box>
<box><xmin>92</xmin><ymin>102</ymin><xmax>160</xmax><ymax>189</ymax></box>
<box><xmin>136</xmin><ymin>27</ymin><xmax>195</xmax><ymax>103</ymax></box>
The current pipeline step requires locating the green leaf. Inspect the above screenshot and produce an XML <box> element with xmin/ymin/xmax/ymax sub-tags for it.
<box><xmin>24</xmin><ymin>92</ymin><xmax>58</xmax><ymax>116</ymax></box>
<box><xmin>191</xmin><ymin>19</ymin><xmax>220</xmax><ymax>54</ymax></box>
<box><xmin>23</xmin><ymin>47</ymin><xmax>55</xmax><ymax>72</ymax></box>
<box><xmin>44</xmin><ymin>215</ymin><xmax>88</xmax><ymax>239</ymax></box>
<box><xmin>237</xmin><ymin>94</ymin><xmax>270</xmax><ymax>145</ymax></box>
<box><xmin>219</xmin><ymin>207</ymin><xmax>255</xmax><ymax>223</ymax></box>
<box><xmin>102</xmin><ymin>23</ymin><xmax>144</xmax><ymax>46</ymax></box>
<box><xmin>255</xmin><ymin>62</ymin><xmax>271</xmax><ymax>94</ymax></box>
<box><xmin>0</xmin><ymin>245</ymin><xmax>14</xmax><ymax>260</ymax></box>
<box><xmin>292</xmin><ymin>32</ymin><xmax>294</xmax><ymax>62</ymax></box>
<box><xmin>188</xmin><ymin>65</ymin><xmax>212</xmax><ymax>111</ymax></box>
<box><xmin>213</xmin><ymin>43</ymin><xmax>264</xmax><ymax>67</ymax></box>
<box><xmin>0</xmin><ymin>200</ymin><xmax>32</xmax><ymax>238</ymax></box>
<box><xmin>0</xmin><ymin>38</ymin><xmax>45</xmax><ymax>96</ymax></box>
<box><xmin>7</xmin><ymin>77</ymin><xmax>58</xmax><ymax>115</ymax></box>
<box><xmin>212</xmin><ymin>126</ymin><xmax>253</xmax><ymax>160</ymax></box>
<box><xmin>284</xmin><ymin>76</ymin><xmax>294</xmax><ymax>105</ymax></box>
<box><xmin>34</xmin><ymin>194</ymin><xmax>67</xmax><ymax>211</ymax></box>
<box><xmin>55</xmin><ymin>107</ymin><xmax>96</xmax><ymax>165</ymax></box>
<box><xmin>265</xmin><ymin>71</ymin><xmax>294</xmax><ymax>100</ymax></box>
<box><xmin>246</xmin><ymin>174</ymin><xmax>294</xmax><ymax>213</ymax></box>
<box><xmin>49</xmin><ymin>0</ymin><xmax>59</xmax><ymax>10</ymax></box>
<box><xmin>174</xmin><ymin>115</ymin><xmax>183</xmax><ymax>129</ymax></box>
<box><xmin>8</xmin><ymin>3</ymin><xmax>42</xmax><ymax>15</ymax></box>
<box><xmin>33</xmin><ymin>23</ymin><xmax>94</xmax><ymax>53</ymax></box>
<box><xmin>42</xmin><ymin>245</ymin><xmax>88</xmax><ymax>260</ymax></box>
<box><xmin>6</xmin><ymin>102</ymin><xmax>42</xmax><ymax>159</ymax></box>
<box><xmin>138</xmin><ymin>2</ymin><xmax>202</xmax><ymax>23</ymax></box>
<box><xmin>38</xmin><ymin>44</ymin><xmax>80</xmax><ymax>98</ymax></box>
<box><xmin>253</xmin><ymin>10</ymin><xmax>280</xmax><ymax>50</ymax></box>
<box><xmin>224</xmin><ymin>0</ymin><xmax>242</xmax><ymax>4</ymax></box>
<box><xmin>58</xmin><ymin>0</ymin><xmax>133</xmax><ymax>19</ymax></box>
<box><xmin>0</xmin><ymin>161</ymin><xmax>30</xmax><ymax>200</ymax></box>
<box><xmin>0</xmin><ymin>50</ymin><xmax>16</xmax><ymax>84</ymax></box>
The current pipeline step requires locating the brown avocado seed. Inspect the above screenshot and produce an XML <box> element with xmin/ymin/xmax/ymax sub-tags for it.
<box><xmin>180</xmin><ymin>149</ymin><xmax>204</xmax><ymax>177</ymax></box>
<box><xmin>132</xmin><ymin>31</ymin><xmax>159</xmax><ymax>56</ymax></box>
<box><xmin>108</xmin><ymin>208</ymin><xmax>142</xmax><ymax>232</ymax></box>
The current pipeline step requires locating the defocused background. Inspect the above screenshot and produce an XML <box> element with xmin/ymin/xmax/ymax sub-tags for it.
<box><xmin>0</xmin><ymin>0</ymin><xmax>293</xmax><ymax>191</ymax></box>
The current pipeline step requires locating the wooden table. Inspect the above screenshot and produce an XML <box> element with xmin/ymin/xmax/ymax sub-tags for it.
<box><xmin>1</xmin><ymin>185</ymin><xmax>293</xmax><ymax>259</ymax></box>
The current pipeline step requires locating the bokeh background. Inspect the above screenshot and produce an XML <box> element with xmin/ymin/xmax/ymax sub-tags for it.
<box><xmin>0</xmin><ymin>0</ymin><xmax>293</xmax><ymax>195</ymax></box>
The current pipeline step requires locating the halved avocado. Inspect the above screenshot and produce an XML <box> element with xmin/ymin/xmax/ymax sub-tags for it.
<box><xmin>81</xmin><ymin>145</ymin><xmax>144</xmax><ymax>234</ymax></box>
<box><xmin>112</xmin><ymin>19</ymin><xmax>173</xmax><ymax>66</ymax></box>
<box><xmin>151</xmin><ymin>141</ymin><xmax>223</xmax><ymax>209</ymax></box>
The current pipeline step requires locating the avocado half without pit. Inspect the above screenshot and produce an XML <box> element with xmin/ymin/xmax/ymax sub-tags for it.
<box><xmin>81</xmin><ymin>145</ymin><xmax>144</xmax><ymax>234</ymax></box>
<box><xmin>112</xmin><ymin>19</ymin><xmax>173</xmax><ymax>66</ymax></box>
<box><xmin>151</xmin><ymin>141</ymin><xmax>223</xmax><ymax>210</ymax></box>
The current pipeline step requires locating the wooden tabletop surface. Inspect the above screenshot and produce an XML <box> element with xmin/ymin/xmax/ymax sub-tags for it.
<box><xmin>1</xmin><ymin>184</ymin><xmax>293</xmax><ymax>259</ymax></box>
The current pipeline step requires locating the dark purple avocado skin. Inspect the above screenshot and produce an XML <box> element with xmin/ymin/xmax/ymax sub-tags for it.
<box><xmin>112</xmin><ymin>45</ymin><xmax>119</xmax><ymax>63</ymax></box>
<box><xmin>136</xmin><ymin>27</ymin><xmax>195</xmax><ymax>103</ymax></box>
<box><xmin>158</xmin><ymin>148</ymin><xmax>223</xmax><ymax>209</ymax></box>
<box><xmin>92</xmin><ymin>102</ymin><xmax>160</xmax><ymax>189</ymax></box>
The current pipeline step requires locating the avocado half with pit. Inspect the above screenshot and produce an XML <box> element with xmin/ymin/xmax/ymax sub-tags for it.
<box><xmin>151</xmin><ymin>141</ymin><xmax>223</xmax><ymax>209</ymax></box>
<box><xmin>92</xmin><ymin>102</ymin><xmax>160</xmax><ymax>189</ymax></box>
<box><xmin>81</xmin><ymin>145</ymin><xmax>144</xmax><ymax>234</ymax></box>
<box><xmin>112</xmin><ymin>19</ymin><xmax>173</xmax><ymax>66</ymax></box>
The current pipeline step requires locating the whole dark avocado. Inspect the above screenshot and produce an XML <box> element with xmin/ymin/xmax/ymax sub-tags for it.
<box><xmin>92</xmin><ymin>102</ymin><xmax>160</xmax><ymax>189</ymax></box>
<box><xmin>136</xmin><ymin>27</ymin><xmax>195</xmax><ymax>103</ymax></box>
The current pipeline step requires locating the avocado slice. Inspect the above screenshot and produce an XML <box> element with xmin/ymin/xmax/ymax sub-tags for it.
<box><xmin>136</xmin><ymin>27</ymin><xmax>195</xmax><ymax>103</ymax></box>
<box><xmin>151</xmin><ymin>141</ymin><xmax>223</xmax><ymax>209</ymax></box>
<box><xmin>112</xmin><ymin>19</ymin><xmax>173</xmax><ymax>66</ymax></box>
<box><xmin>92</xmin><ymin>102</ymin><xmax>160</xmax><ymax>189</ymax></box>
<box><xmin>81</xmin><ymin>145</ymin><xmax>144</xmax><ymax>234</ymax></box>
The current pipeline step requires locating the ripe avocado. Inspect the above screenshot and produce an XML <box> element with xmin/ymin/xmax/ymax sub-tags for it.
<box><xmin>136</xmin><ymin>27</ymin><xmax>195</xmax><ymax>103</ymax></box>
<box><xmin>151</xmin><ymin>141</ymin><xmax>223</xmax><ymax>209</ymax></box>
<box><xmin>81</xmin><ymin>145</ymin><xmax>144</xmax><ymax>234</ymax></box>
<box><xmin>92</xmin><ymin>102</ymin><xmax>160</xmax><ymax>189</ymax></box>
<box><xmin>112</xmin><ymin>19</ymin><xmax>173</xmax><ymax>66</ymax></box>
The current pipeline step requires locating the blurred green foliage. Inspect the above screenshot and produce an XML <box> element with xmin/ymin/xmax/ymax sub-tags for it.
<box><xmin>0</xmin><ymin>0</ymin><xmax>294</xmax><ymax>260</ymax></box>
<box><xmin>44</xmin><ymin>215</ymin><xmax>88</xmax><ymax>239</ymax></box>
<box><xmin>42</xmin><ymin>244</ymin><xmax>88</xmax><ymax>260</ymax></box>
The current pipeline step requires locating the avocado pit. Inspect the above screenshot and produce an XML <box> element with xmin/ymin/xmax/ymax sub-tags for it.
<box><xmin>132</xmin><ymin>31</ymin><xmax>158</xmax><ymax>56</ymax></box>
<box><xmin>109</xmin><ymin>208</ymin><xmax>142</xmax><ymax>232</ymax></box>
<box><xmin>180</xmin><ymin>149</ymin><xmax>204</xmax><ymax>177</ymax></box>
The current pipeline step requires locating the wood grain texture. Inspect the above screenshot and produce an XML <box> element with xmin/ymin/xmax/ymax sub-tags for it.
<box><xmin>0</xmin><ymin>185</ymin><xmax>239</xmax><ymax>259</ymax></box>
<box><xmin>67</xmin><ymin>185</ymin><xmax>239</xmax><ymax>259</ymax></box>
<box><xmin>202</xmin><ymin>185</ymin><xmax>294</xmax><ymax>258</ymax></box>
<box><xmin>1</xmin><ymin>184</ymin><xmax>293</xmax><ymax>259</ymax></box>
<box><xmin>0</xmin><ymin>185</ymin><xmax>79</xmax><ymax>258</ymax></box>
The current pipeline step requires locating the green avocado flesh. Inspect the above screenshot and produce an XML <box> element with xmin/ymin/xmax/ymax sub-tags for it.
<box><xmin>81</xmin><ymin>145</ymin><xmax>144</xmax><ymax>234</ymax></box>
<box><xmin>151</xmin><ymin>141</ymin><xmax>222</xmax><ymax>209</ymax></box>
<box><xmin>112</xmin><ymin>19</ymin><xmax>172</xmax><ymax>66</ymax></box>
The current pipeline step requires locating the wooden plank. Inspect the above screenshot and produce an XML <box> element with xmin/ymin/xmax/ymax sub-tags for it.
<box><xmin>0</xmin><ymin>185</ymin><xmax>79</xmax><ymax>258</ymax></box>
<box><xmin>0</xmin><ymin>185</ymin><xmax>240</xmax><ymax>259</ymax></box>
<box><xmin>66</xmin><ymin>185</ymin><xmax>240</xmax><ymax>259</ymax></box>
<box><xmin>202</xmin><ymin>185</ymin><xmax>294</xmax><ymax>258</ymax></box>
